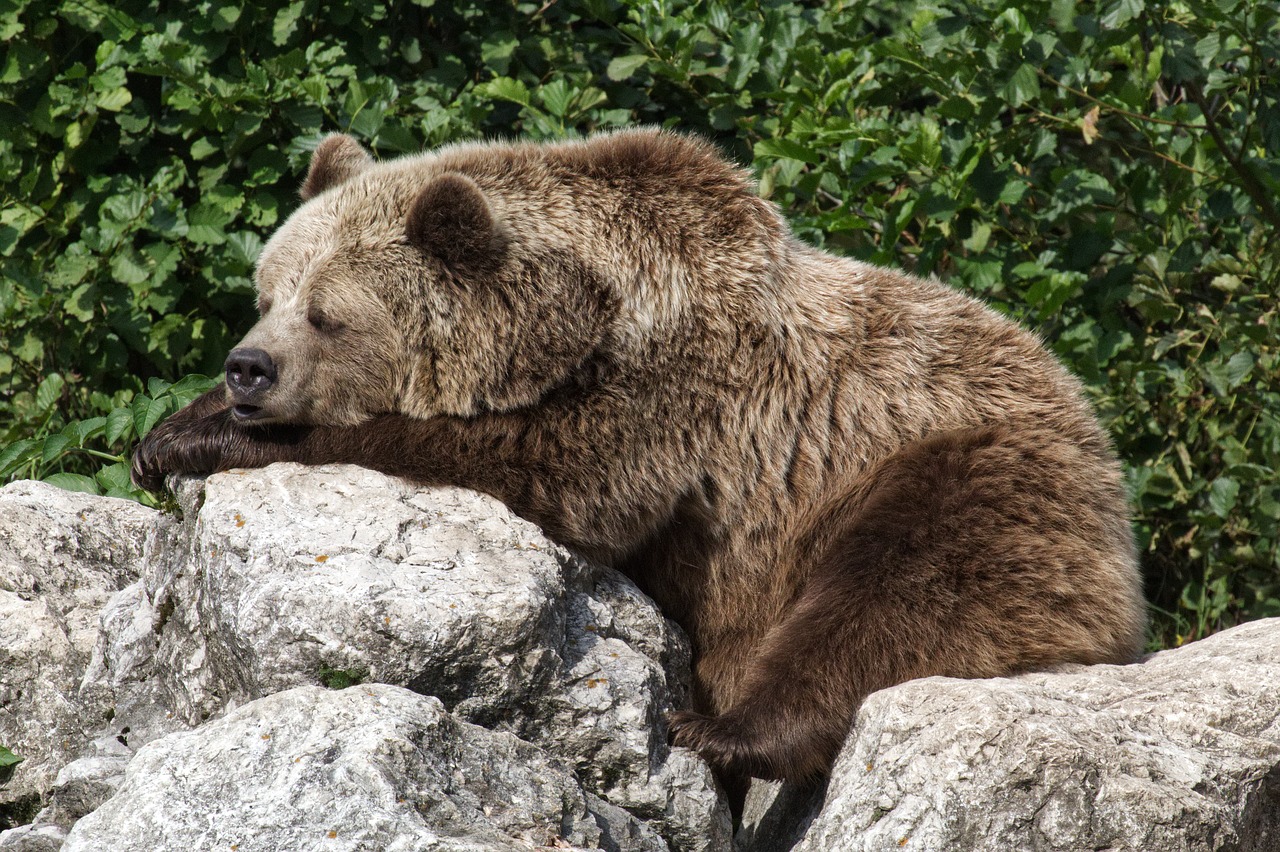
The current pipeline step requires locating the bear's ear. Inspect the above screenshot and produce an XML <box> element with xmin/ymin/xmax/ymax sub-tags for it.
<box><xmin>300</xmin><ymin>134</ymin><xmax>372</xmax><ymax>201</ymax></box>
<box><xmin>405</xmin><ymin>173</ymin><xmax>499</xmax><ymax>267</ymax></box>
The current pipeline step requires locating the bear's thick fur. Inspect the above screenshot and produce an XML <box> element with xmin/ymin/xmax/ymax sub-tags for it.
<box><xmin>134</xmin><ymin>130</ymin><xmax>1146</xmax><ymax>789</ymax></box>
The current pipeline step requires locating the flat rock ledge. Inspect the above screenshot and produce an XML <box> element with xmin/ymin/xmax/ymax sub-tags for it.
<box><xmin>1</xmin><ymin>465</ymin><xmax>1278</xmax><ymax>851</ymax></box>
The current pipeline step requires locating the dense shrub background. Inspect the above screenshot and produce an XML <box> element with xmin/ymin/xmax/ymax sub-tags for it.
<box><xmin>0</xmin><ymin>0</ymin><xmax>1276</xmax><ymax>648</ymax></box>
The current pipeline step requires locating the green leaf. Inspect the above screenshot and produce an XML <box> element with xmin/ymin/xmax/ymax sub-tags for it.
<box><xmin>166</xmin><ymin>374</ymin><xmax>219</xmax><ymax>398</ymax></box>
<box><xmin>0</xmin><ymin>744</ymin><xmax>20</xmax><ymax>783</ymax></box>
<box><xmin>187</xmin><ymin>204</ymin><xmax>231</xmax><ymax>245</ymax></box>
<box><xmin>95</xmin><ymin>86</ymin><xmax>132</xmax><ymax>112</ymax></box>
<box><xmin>41</xmin><ymin>433</ymin><xmax>72</xmax><ymax>465</ymax></box>
<box><xmin>477</xmin><ymin>77</ymin><xmax>530</xmax><ymax>107</ymax></box>
<box><xmin>272</xmin><ymin>1</ymin><xmax>305</xmax><ymax>46</ymax></box>
<box><xmin>1202</xmin><ymin>351</ymin><xmax>1255</xmax><ymax>397</ymax></box>
<box><xmin>132</xmin><ymin>396</ymin><xmax>169</xmax><ymax>439</ymax></box>
<box><xmin>0</xmin><ymin>439</ymin><xmax>39</xmax><ymax>477</ymax></box>
<box><xmin>1101</xmin><ymin>0</ymin><xmax>1145</xmax><ymax>29</ymax></box>
<box><xmin>480</xmin><ymin>31</ymin><xmax>518</xmax><ymax>74</ymax></box>
<box><xmin>190</xmin><ymin>138</ymin><xmax>218</xmax><ymax>160</ymax></box>
<box><xmin>1224</xmin><ymin>351</ymin><xmax>1254</xmax><ymax>389</ymax></box>
<box><xmin>35</xmin><ymin>374</ymin><xmax>65</xmax><ymax>414</ymax></box>
<box><xmin>69</xmin><ymin>417</ymin><xmax>108</xmax><ymax>446</ymax></box>
<box><xmin>44</xmin><ymin>473</ymin><xmax>100</xmax><ymax>495</ymax></box>
<box><xmin>539</xmin><ymin>79</ymin><xmax>573</xmax><ymax>118</ymax></box>
<box><xmin>964</xmin><ymin>221</ymin><xmax>993</xmax><ymax>253</ymax></box>
<box><xmin>1207</xmin><ymin>477</ymin><xmax>1240</xmax><ymax>518</ymax></box>
<box><xmin>95</xmin><ymin>462</ymin><xmax>134</xmax><ymax>494</ymax></box>
<box><xmin>902</xmin><ymin>121</ymin><xmax>942</xmax><ymax>170</ymax></box>
<box><xmin>110</xmin><ymin>248</ymin><xmax>150</xmax><ymax>286</ymax></box>
<box><xmin>102</xmin><ymin>190</ymin><xmax>149</xmax><ymax>223</ymax></box>
<box><xmin>606</xmin><ymin>55</ymin><xmax>649</xmax><ymax>81</ymax></box>
<box><xmin>105</xmin><ymin>407</ymin><xmax>135</xmax><ymax>446</ymax></box>
<box><xmin>63</xmin><ymin>283</ymin><xmax>97</xmax><ymax>323</ymax></box>
<box><xmin>754</xmin><ymin>138</ymin><xmax>820</xmax><ymax>165</ymax></box>
<box><xmin>995</xmin><ymin>7</ymin><xmax>1032</xmax><ymax>36</ymax></box>
<box><xmin>226</xmin><ymin>231</ymin><xmax>263</xmax><ymax>268</ymax></box>
<box><xmin>1001</xmin><ymin>64</ymin><xmax>1041</xmax><ymax>107</ymax></box>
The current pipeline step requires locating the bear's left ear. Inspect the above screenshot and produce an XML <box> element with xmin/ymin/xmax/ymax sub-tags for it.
<box><xmin>405</xmin><ymin>173</ymin><xmax>500</xmax><ymax>267</ymax></box>
<box><xmin>301</xmin><ymin>134</ymin><xmax>373</xmax><ymax>201</ymax></box>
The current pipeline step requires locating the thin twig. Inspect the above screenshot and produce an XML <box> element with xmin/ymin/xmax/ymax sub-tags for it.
<box><xmin>1033</xmin><ymin>67</ymin><xmax>1207</xmax><ymax>130</ymax></box>
<box><xmin>1186</xmin><ymin>82</ymin><xmax>1280</xmax><ymax>234</ymax></box>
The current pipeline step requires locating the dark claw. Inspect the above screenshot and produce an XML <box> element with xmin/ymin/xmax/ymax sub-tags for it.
<box><xmin>129</xmin><ymin>442</ymin><xmax>165</xmax><ymax>493</ymax></box>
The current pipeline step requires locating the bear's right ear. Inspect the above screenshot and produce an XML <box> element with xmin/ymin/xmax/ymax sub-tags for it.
<box><xmin>405</xmin><ymin>173</ymin><xmax>501</xmax><ymax>268</ymax></box>
<box><xmin>300</xmin><ymin>134</ymin><xmax>372</xmax><ymax>201</ymax></box>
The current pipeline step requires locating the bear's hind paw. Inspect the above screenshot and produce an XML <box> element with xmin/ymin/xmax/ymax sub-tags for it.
<box><xmin>668</xmin><ymin>709</ymin><xmax>794</xmax><ymax>782</ymax></box>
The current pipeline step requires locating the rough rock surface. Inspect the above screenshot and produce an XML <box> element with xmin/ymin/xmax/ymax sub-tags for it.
<box><xmin>63</xmin><ymin>684</ymin><xmax>665</xmax><ymax>852</ymax></box>
<box><xmin>738</xmin><ymin>618</ymin><xmax>1280</xmax><ymax>852</ymax></box>
<box><xmin>0</xmin><ymin>481</ymin><xmax>157</xmax><ymax>824</ymax></box>
<box><xmin>0</xmin><ymin>468</ymin><xmax>729</xmax><ymax>851</ymax></box>
<box><xmin>4</xmin><ymin>468</ymin><xmax>1280</xmax><ymax>851</ymax></box>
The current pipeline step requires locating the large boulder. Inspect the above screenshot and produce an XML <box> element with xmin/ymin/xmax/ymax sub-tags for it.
<box><xmin>739</xmin><ymin>618</ymin><xmax>1280</xmax><ymax>851</ymax></box>
<box><xmin>62</xmin><ymin>684</ymin><xmax>666</xmax><ymax>852</ymax></box>
<box><xmin>0</xmin><ymin>467</ymin><xmax>729</xmax><ymax>851</ymax></box>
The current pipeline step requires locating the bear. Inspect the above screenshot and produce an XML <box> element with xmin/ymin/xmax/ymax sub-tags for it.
<box><xmin>132</xmin><ymin>129</ymin><xmax>1147</xmax><ymax>794</ymax></box>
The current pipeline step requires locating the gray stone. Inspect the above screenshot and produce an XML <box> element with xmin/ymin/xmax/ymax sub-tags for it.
<box><xmin>63</xmin><ymin>684</ymin><xmax>668</xmax><ymax>852</ymax></box>
<box><xmin>0</xmin><ymin>481</ymin><xmax>158</xmax><ymax>819</ymax></box>
<box><xmin>0</xmin><ymin>824</ymin><xmax>65</xmax><ymax>852</ymax></box>
<box><xmin>43</xmin><ymin>755</ymin><xmax>130</xmax><ymax>826</ymax></box>
<box><xmin>21</xmin><ymin>464</ymin><xmax>1280</xmax><ymax>851</ymax></box>
<box><xmin>0</xmin><ymin>468</ymin><xmax>729</xmax><ymax>848</ymax></box>
<box><xmin>126</xmin><ymin>464</ymin><xmax>727</xmax><ymax>849</ymax></box>
<box><xmin>740</xmin><ymin>617</ymin><xmax>1280</xmax><ymax>852</ymax></box>
<box><xmin>149</xmin><ymin>465</ymin><xmax>576</xmax><ymax>726</ymax></box>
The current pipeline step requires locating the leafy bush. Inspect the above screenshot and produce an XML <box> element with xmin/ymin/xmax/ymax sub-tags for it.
<box><xmin>1</xmin><ymin>0</ymin><xmax>1275</xmax><ymax>646</ymax></box>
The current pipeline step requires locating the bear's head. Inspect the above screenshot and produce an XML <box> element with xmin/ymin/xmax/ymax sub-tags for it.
<box><xmin>223</xmin><ymin>130</ymin><xmax>781</xmax><ymax>428</ymax></box>
<box><xmin>224</xmin><ymin>133</ymin><xmax>622</xmax><ymax>427</ymax></box>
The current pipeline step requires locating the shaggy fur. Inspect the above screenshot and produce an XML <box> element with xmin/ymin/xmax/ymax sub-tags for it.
<box><xmin>133</xmin><ymin>129</ymin><xmax>1147</xmax><ymax>790</ymax></box>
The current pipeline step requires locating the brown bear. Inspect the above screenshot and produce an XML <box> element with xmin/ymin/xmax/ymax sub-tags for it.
<box><xmin>133</xmin><ymin>129</ymin><xmax>1147</xmax><ymax>791</ymax></box>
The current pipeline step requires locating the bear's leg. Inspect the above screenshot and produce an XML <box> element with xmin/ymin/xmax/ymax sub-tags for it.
<box><xmin>670</xmin><ymin>423</ymin><xmax>1143</xmax><ymax>783</ymax></box>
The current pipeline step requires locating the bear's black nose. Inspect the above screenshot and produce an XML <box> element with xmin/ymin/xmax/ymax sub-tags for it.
<box><xmin>225</xmin><ymin>348</ymin><xmax>277</xmax><ymax>399</ymax></box>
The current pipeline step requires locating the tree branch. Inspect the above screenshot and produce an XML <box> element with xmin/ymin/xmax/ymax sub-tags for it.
<box><xmin>1186</xmin><ymin>82</ymin><xmax>1280</xmax><ymax>234</ymax></box>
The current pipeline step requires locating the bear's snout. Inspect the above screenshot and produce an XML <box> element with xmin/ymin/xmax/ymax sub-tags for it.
<box><xmin>225</xmin><ymin>347</ymin><xmax>277</xmax><ymax>421</ymax></box>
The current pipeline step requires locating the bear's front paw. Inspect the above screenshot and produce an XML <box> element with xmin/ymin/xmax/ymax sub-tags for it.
<box><xmin>130</xmin><ymin>412</ymin><xmax>234</xmax><ymax>493</ymax></box>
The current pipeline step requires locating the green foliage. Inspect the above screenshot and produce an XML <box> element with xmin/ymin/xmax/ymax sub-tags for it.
<box><xmin>0</xmin><ymin>744</ymin><xmax>21</xmax><ymax>785</ymax></box>
<box><xmin>0</xmin><ymin>373</ymin><xmax>215</xmax><ymax>502</ymax></box>
<box><xmin>318</xmin><ymin>664</ymin><xmax>368</xmax><ymax>690</ymax></box>
<box><xmin>1</xmin><ymin>0</ymin><xmax>1276</xmax><ymax>645</ymax></box>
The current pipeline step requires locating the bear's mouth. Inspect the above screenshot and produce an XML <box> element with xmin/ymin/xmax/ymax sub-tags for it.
<box><xmin>232</xmin><ymin>404</ymin><xmax>267</xmax><ymax>422</ymax></box>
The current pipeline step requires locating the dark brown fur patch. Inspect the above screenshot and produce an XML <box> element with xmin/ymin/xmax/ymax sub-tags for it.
<box><xmin>405</xmin><ymin>173</ymin><xmax>500</xmax><ymax>267</ymax></box>
<box><xmin>669</xmin><ymin>424</ymin><xmax>1142</xmax><ymax>784</ymax></box>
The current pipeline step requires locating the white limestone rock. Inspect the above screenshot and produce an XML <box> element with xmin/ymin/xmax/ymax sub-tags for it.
<box><xmin>740</xmin><ymin>618</ymin><xmax>1280</xmax><ymax>852</ymax></box>
<box><xmin>0</xmin><ymin>481</ymin><xmax>158</xmax><ymax>820</ymax></box>
<box><xmin>62</xmin><ymin>684</ymin><xmax>667</xmax><ymax>852</ymax></box>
